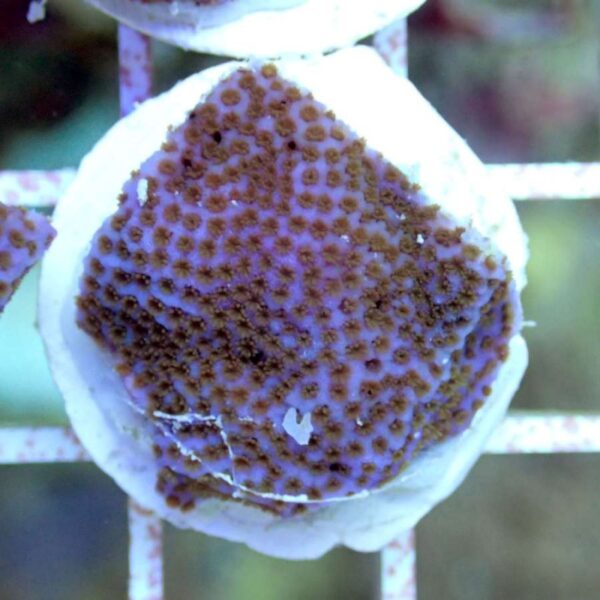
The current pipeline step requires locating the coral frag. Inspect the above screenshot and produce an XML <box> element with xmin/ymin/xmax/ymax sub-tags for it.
<box><xmin>76</xmin><ymin>64</ymin><xmax>521</xmax><ymax>516</ymax></box>
<box><xmin>85</xmin><ymin>0</ymin><xmax>424</xmax><ymax>56</ymax></box>
<box><xmin>0</xmin><ymin>203</ymin><xmax>55</xmax><ymax>312</ymax></box>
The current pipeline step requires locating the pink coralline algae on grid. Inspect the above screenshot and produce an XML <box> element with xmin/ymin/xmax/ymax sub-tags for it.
<box><xmin>0</xmin><ymin>427</ymin><xmax>89</xmax><ymax>464</ymax></box>
<box><xmin>128</xmin><ymin>500</ymin><xmax>164</xmax><ymax>600</ymax></box>
<box><xmin>381</xmin><ymin>530</ymin><xmax>416</xmax><ymax>600</ymax></box>
<box><xmin>486</xmin><ymin>163</ymin><xmax>600</xmax><ymax>200</ymax></box>
<box><xmin>118</xmin><ymin>27</ymin><xmax>153</xmax><ymax>116</ymax></box>
<box><xmin>0</xmin><ymin>169</ymin><xmax>75</xmax><ymax>208</ymax></box>
<box><xmin>486</xmin><ymin>414</ymin><xmax>600</xmax><ymax>454</ymax></box>
<box><xmin>374</xmin><ymin>19</ymin><xmax>408</xmax><ymax>77</ymax></box>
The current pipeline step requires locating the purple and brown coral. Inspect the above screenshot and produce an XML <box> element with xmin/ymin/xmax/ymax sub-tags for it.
<box><xmin>0</xmin><ymin>203</ymin><xmax>55</xmax><ymax>313</ymax></box>
<box><xmin>39</xmin><ymin>47</ymin><xmax>528</xmax><ymax>558</ymax></box>
<box><xmin>77</xmin><ymin>64</ymin><xmax>520</xmax><ymax>514</ymax></box>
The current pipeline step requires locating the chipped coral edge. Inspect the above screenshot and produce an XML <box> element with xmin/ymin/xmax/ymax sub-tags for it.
<box><xmin>86</xmin><ymin>0</ymin><xmax>426</xmax><ymax>57</ymax></box>
<box><xmin>39</xmin><ymin>46</ymin><xmax>528</xmax><ymax>559</ymax></box>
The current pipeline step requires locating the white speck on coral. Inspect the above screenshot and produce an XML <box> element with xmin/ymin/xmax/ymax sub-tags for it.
<box><xmin>416</xmin><ymin>233</ymin><xmax>424</xmax><ymax>244</ymax></box>
<box><xmin>153</xmin><ymin>410</ymin><xmax>215</xmax><ymax>423</ymax></box>
<box><xmin>137</xmin><ymin>178</ymin><xmax>149</xmax><ymax>206</ymax></box>
<box><xmin>356</xmin><ymin>418</ymin><xmax>364</xmax><ymax>426</ymax></box>
<box><xmin>213</xmin><ymin>471</ymin><xmax>235</xmax><ymax>486</ymax></box>
<box><xmin>282</xmin><ymin>408</ymin><xmax>313</xmax><ymax>446</ymax></box>
<box><xmin>26</xmin><ymin>0</ymin><xmax>46</xmax><ymax>23</ymax></box>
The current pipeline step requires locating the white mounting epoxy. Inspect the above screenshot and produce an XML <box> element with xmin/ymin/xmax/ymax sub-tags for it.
<box><xmin>282</xmin><ymin>408</ymin><xmax>313</xmax><ymax>446</ymax></box>
<box><xmin>136</xmin><ymin>178</ymin><xmax>149</xmax><ymax>206</ymax></box>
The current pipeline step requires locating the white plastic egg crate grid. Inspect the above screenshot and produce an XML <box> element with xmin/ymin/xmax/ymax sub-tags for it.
<box><xmin>2</xmin><ymin>21</ymin><xmax>600</xmax><ymax>600</ymax></box>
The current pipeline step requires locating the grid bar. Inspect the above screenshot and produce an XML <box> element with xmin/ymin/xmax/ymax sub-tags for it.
<box><xmin>381</xmin><ymin>530</ymin><xmax>417</xmax><ymax>600</ymax></box>
<box><xmin>118</xmin><ymin>25</ymin><xmax>153</xmax><ymax>117</ymax></box>
<box><xmin>128</xmin><ymin>500</ymin><xmax>164</xmax><ymax>600</ymax></box>
<box><xmin>0</xmin><ymin>168</ymin><xmax>75</xmax><ymax>208</ymax></box>
<box><xmin>0</xmin><ymin>426</ymin><xmax>89</xmax><ymax>463</ymax></box>
<box><xmin>487</xmin><ymin>162</ymin><xmax>600</xmax><ymax>200</ymax></box>
<box><xmin>115</xmin><ymin>26</ymin><xmax>163</xmax><ymax>600</ymax></box>
<box><xmin>486</xmin><ymin>412</ymin><xmax>600</xmax><ymax>454</ymax></box>
<box><xmin>3</xmin><ymin>411</ymin><xmax>599</xmax><ymax>465</ymax></box>
<box><xmin>374</xmin><ymin>18</ymin><xmax>409</xmax><ymax>77</ymax></box>
<box><xmin>3</xmin><ymin>163</ymin><xmax>599</xmax><ymax>212</ymax></box>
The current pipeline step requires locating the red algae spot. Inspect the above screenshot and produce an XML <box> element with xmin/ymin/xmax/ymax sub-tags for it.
<box><xmin>77</xmin><ymin>65</ymin><xmax>520</xmax><ymax>514</ymax></box>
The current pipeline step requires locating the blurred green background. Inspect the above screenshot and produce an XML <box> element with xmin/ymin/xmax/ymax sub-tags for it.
<box><xmin>0</xmin><ymin>0</ymin><xmax>599</xmax><ymax>598</ymax></box>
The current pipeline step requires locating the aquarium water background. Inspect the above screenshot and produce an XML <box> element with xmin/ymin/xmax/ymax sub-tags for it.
<box><xmin>0</xmin><ymin>0</ymin><xmax>599</xmax><ymax>598</ymax></box>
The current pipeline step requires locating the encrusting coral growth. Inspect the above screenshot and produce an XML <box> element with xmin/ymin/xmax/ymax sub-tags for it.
<box><xmin>0</xmin><ymin>203</ymin><xmax>55</xmax><ymax>313</ymax></box>
<box><xmin>76</xmin><ymin>64</ymin><xmax>521</xmax><ymax>516</ymax></box>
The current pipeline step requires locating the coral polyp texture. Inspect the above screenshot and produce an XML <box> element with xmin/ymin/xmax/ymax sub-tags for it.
<box><xmin>0</xmin><ymin>203</ymin><xmax>55</xmax><ymax>312</ymax></box>
<box><xmin>85</xmin><ymin>0</ymin><xmax>425</xmax><ymax>57</ymax></box>
<box><xmin>40</xmin><ymin>47</ymin><xmax>528</xmax><ymax>558</ymax></box>
<box><xmin>77</xmin><ymin>65</ymin><xmax>519</xmax><ymax>514</ymax></box>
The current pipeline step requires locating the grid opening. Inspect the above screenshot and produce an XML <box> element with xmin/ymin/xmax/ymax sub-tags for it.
<box><xmin>513</xmin><ymin>200</ymin><xmax>600</xmax><ymax>412</ymax></box>
<box><xmin>165</xmin><ymin>527</ymin><xmax>378</xmax><ymax>600</ymax></box>
<box><xmin>408</xmin><ymin>0</ymin><xmax>600</xmax><ymax>164</ymax></box>
<box><xmin>417</xmin><ymin>454</ymin><xmax>600</xmax><ymax>600</ymax></box>
<box><xmin>0</xmin><ymin>464</ymin><xmax>128</xmax><ymax>600</ymax></box>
